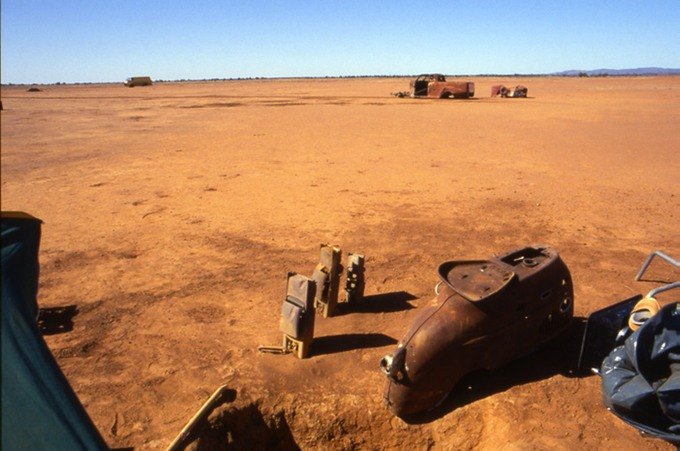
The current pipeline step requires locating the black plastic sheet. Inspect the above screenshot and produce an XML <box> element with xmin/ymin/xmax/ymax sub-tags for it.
<box><xmin>601</xmin><ymin>302</ymin><xmax>680</xmax><ymax>445</ymax></box>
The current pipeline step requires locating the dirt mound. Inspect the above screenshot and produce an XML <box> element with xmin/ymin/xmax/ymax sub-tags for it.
<box><xmin>188</xmin><ymin>397</ymin><xmax>298</xmax><ymax>450</ymax></box>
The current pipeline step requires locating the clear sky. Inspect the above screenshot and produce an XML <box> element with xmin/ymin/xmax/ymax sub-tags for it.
<box><xmin>2</xmin><ymin>0</ymin><xmax>679</xmax><ymax>84</ymax></box>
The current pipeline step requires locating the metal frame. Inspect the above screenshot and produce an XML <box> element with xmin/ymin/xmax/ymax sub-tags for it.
<box><xmin>634</xmin><ymin>250</ymin><xmax>679</xmax><ymax>281</ymax></box>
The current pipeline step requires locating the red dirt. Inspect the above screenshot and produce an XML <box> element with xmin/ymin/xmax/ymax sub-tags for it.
<box><xmin>1</xmin><ymin>77</ymin><xmax>678</xmax><ymax>449</ymax></box>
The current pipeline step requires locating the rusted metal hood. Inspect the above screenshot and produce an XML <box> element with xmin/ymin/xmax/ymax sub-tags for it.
<box><xmin>381</xmin><ymin>246</ymin><xmax>573</xmax><ymax>417</ymax></box>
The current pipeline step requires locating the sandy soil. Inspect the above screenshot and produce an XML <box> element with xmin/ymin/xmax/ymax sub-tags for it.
<box><xmin>1</xmin><ymin>76</ymin><xmax>678</xmax><ymax>450</ymax></box>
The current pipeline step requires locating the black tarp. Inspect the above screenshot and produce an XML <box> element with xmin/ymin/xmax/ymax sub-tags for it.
<box><xmin>1</xmin><ymin>212</ymin><xmax>107</xmax><ymax>450</ymax></box>
<box><xmin>601</xmin><ymin>301</ymin><xmax>680</xmax><ymax>445</ymax></box>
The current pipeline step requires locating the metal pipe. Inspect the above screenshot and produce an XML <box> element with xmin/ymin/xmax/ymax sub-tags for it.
<box><xmin>635</xmin><ymin>251</ymin><xmax>679</xmax><ymax>281</ymax></box>
<box><xmin>166</xmin><ymin>385</ymin><xmax>234</xmax><ymax>451</ymax></box>
<box><xmin>647</xmin><ymin>281</ymin><xmax>680</xmax><ymax>299</ymax></box>
<box><xmin>257</xmin><ymin>345</ymin><xmax>287</xmax><ymax>354</ymax></box>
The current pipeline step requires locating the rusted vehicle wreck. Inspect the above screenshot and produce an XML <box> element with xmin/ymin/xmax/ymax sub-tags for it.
<box><xmin>409</xmin><ymin>74</ymin><xmax>475</xmax><ymax>99</ymax></box>
<box><xmin>380</xmin><ymin>246</ymin><xmax>573</xmax><ymax>417</ymax></box>
<box><xmin>491</xmin><ymin>85</ymin><xmax>528</xmax><ymax>98</ymax></box>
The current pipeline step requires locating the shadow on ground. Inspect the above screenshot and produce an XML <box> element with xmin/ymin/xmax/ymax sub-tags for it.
<box><xmin>312</xmin><ymin>333</ymin><xmax>397</xmax><ymax>356</ymax></box>
<box><xmin>38</xmin><ymin>305</ymin><xmax>78</xmax><ymax>335</ymax></box>
<box><xmin>192</xmin><ymin>394</ymin><xmax>299</xmax><ymax>451</ymax></box>
<box><xmin>336</xmin><ymin>291</ymin><xmax>417</xmax><ymax>315</ymax></box>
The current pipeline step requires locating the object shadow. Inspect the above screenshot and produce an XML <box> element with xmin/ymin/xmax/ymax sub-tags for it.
<box><xmin>312</xmin><ymin>333</ymin><xmax>397</xmax><ymax>356</ymax></box>
<box><xmin>336</xmin><ymin>291</ymin><xmax>417</xmax><ymax>316</ymax></box>
<box><xmin>192</xmin><ymin>393</ymin><xmax>299</xmax><ymax>451</ymax></box>
<box><xmin>38</xmin><ymin>305</ymin><xmax>78</xmax><ymax>335</ymax></box>
<box><xmin>402</xmin><ymin>317</ymin><xmax>590</xmax><ymax>424</ymax></box>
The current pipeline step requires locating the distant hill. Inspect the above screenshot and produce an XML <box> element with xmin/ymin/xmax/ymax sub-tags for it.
<box><xmin>552</xmin><ymin>67</ymin><xmax>680</xmax><ymax>76</ymax></box>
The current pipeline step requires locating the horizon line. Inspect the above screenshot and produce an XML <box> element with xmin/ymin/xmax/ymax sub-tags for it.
<box><xmin>4</xmin><ymin>70</ymin><xmax>680</xmax><ymax>87</ymax></box>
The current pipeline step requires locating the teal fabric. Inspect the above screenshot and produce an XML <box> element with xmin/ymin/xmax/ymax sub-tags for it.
<box><xmin>1</xmin><ymin>213</ymin><xmax>107</xmax><ymax>450</ymax></box>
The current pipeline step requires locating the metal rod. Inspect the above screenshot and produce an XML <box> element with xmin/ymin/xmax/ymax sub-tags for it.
<box><xmin>166</xmin><ymin>385</ymin><xmax>232</xmax><ymax>451</ymax></box>
<box><xmin>257</xmin><ymin>345</ymin><xmax>288</xmax><ymax>354</ymax></box>
<box><xmin>634</xmin><ymin>250</ymin><xmax>679</xmax><ymax>281</ymax></box>
<box><xmin>647</xmin><ymin>281</ymin><xmax>680</xmax><ymax>299</ymax></box>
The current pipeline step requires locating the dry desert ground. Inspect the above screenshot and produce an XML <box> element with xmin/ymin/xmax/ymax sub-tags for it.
<box><xmin>1</xmin><ymin>76</ymin><xmax>679</xmax><ymax>449</ymax></box>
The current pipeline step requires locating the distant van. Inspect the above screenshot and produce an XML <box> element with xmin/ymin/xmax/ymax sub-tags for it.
<box><xmin>124</xmin><ymin>76</ymin><xmax>152</xmax><ymax>87</ymax></box>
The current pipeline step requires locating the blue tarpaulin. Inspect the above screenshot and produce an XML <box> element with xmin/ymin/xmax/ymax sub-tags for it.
<box><xmin>1</xmin><ymin>212</ymin><xmax>107</xmax><ymax>450</ymax></box>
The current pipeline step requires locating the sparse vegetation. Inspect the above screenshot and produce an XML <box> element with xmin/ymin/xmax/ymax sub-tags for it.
<box><xmin>2</xmin><ymin>68</ymin><xmax>678</xmax><ymax>87</ymax></box>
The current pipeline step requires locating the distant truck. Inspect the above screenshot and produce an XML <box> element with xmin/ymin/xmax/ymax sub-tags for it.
<box><xmin>410</xmin><ymin>74</ymin><xmax>474</xmax><ymax>99</ymax></box>
<box><xmin>124</xmin><ymin>76</ymin><xmax>153</xmax><ymax>87</ymax></box>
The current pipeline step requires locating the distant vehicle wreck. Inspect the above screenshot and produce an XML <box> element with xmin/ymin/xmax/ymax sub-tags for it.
<box><xmin>124</xmin><ymin>76</ymin><xmax>153</xmax><ymax>87</ymax></box>
<box><xmin>393</xmin><ymin>74</ymin><xmax>475</xmax><ymax>99</ymax></box>
<box><xmin>491</xmin><ymin>85</ymin><xmax>528</xmax><ymax>98</ymax></box>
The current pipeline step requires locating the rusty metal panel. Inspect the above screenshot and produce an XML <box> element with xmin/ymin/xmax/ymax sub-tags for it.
<box><xmin>312</xmin><ymin>244</ymin><xmax>342</xmax><ymax>318</ymax></box>
<box><xmin>344</xmin><ymin>253</ymin><xmax>365</xmax><ymax>304</ymax></box>
<box><xmin>492</xmin><ymin>85</ymin><xmax>527</xmax><ymax>98</ymax></box>
<box><xmin>381</xmin><ymin>246</ymin><xmax>573</xmax><ymax>417</ymax></box>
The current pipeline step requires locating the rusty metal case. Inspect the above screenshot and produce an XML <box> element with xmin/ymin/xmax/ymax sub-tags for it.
<box><xmin>280</xmin><ymin>298</ymin><xmax>304</xmax><ymax>338</ymax></box>
<box><xmin>382</xmin><ymin>246</ymin><xmax>574</xmax><ymax>417</ymax></box>
<box><xmin>279</xmin><ymin>273</ymin><xmax>316</xmax><ymax>358</ymax></box>
<box><xmin>344</xmin><ymin>253</ymin><xmax>365</xmax><ymax>304</ymax></box>
<box><xmin>312</xmin><ymin>244</ymin><xmax>342</xmax><ymax>317</ymax></box>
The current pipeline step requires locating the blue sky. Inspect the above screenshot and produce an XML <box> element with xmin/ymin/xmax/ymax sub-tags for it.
<box><xmin>2</xmin><ymin>1</ymin><xmax>679</xmax><ymax>84</ymax></box>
